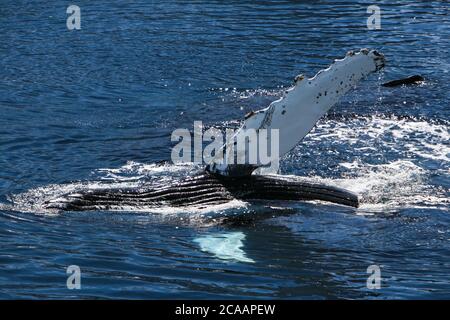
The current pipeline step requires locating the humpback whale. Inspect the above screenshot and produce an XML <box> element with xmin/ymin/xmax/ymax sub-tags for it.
<box><xmin>45</xmin><ymin>49</ymin><xmax>385</xmax><ymax>211</ymax></box>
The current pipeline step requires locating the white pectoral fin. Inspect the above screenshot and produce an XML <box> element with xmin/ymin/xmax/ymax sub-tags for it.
<box><xmin>208</xmin><ymin>49</ymin><xmax>385</xmax><ymax>176</ymax></box>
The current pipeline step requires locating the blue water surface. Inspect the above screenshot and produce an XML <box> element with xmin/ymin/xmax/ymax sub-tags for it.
<box><xmin>0</xmin><ymin>0</ymin><xmax>449</xmax><ymax>299</ymax></box>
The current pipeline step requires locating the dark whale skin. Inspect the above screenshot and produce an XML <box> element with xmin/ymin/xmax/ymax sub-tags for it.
<box><xmin>382</xmin><ymin>75</ymin><xmax>424</xmax><ymax>87</ymax></box>
<box><xmin>45</xmin><ymin>173</ymin><xmax>359</xmax><ymax>211</ymax></box>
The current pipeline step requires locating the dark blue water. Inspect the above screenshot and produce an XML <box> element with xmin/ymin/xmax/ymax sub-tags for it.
<box><xmin>1</xmin><ymin>0</ymin><xmax>449</xmax><ymax>299</ymax></box>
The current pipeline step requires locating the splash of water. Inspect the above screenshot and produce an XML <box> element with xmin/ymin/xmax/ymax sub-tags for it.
<box><xmin>2</xmin><ymin>113</ymin><xmax>447</xmax><ymax>218</ymax></box>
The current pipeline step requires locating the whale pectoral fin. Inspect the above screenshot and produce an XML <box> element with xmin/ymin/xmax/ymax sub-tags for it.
<box><xmin>208</xmin><ymin>49</ymin><xmax>385</xmax><ymax>177</ymax></box>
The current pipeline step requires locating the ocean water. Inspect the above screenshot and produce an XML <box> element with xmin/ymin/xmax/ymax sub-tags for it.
<box><xmin>0</xmin><ymin>0</ymin><xmax>449</xmax><ymax>299</ymax></box>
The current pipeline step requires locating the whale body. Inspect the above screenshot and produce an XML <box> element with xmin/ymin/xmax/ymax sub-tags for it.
<box><xmin>45</xmin><ymin>49</ymin><xmax>385</xmax><ymax>212</ymax></box>
<box><xmin>45</xmin><ymin>173</ymin><xmax>359</xmax><ymax>211</ymax></box>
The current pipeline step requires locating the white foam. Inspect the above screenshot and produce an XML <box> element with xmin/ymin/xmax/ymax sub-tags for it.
<box><xmin>283</xmin><ymin>159</ymin><xmax>448</xmax><ymax>210</ymax></box>
<box><xmin>309</xmin><ymin>115</ymin><xmax>450</xmax><ymax>163</ymax></box>
<box><xmin>285</xmin><ymin>114</ymin><xmax>449</xmax><ymax>210</ymax></box>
